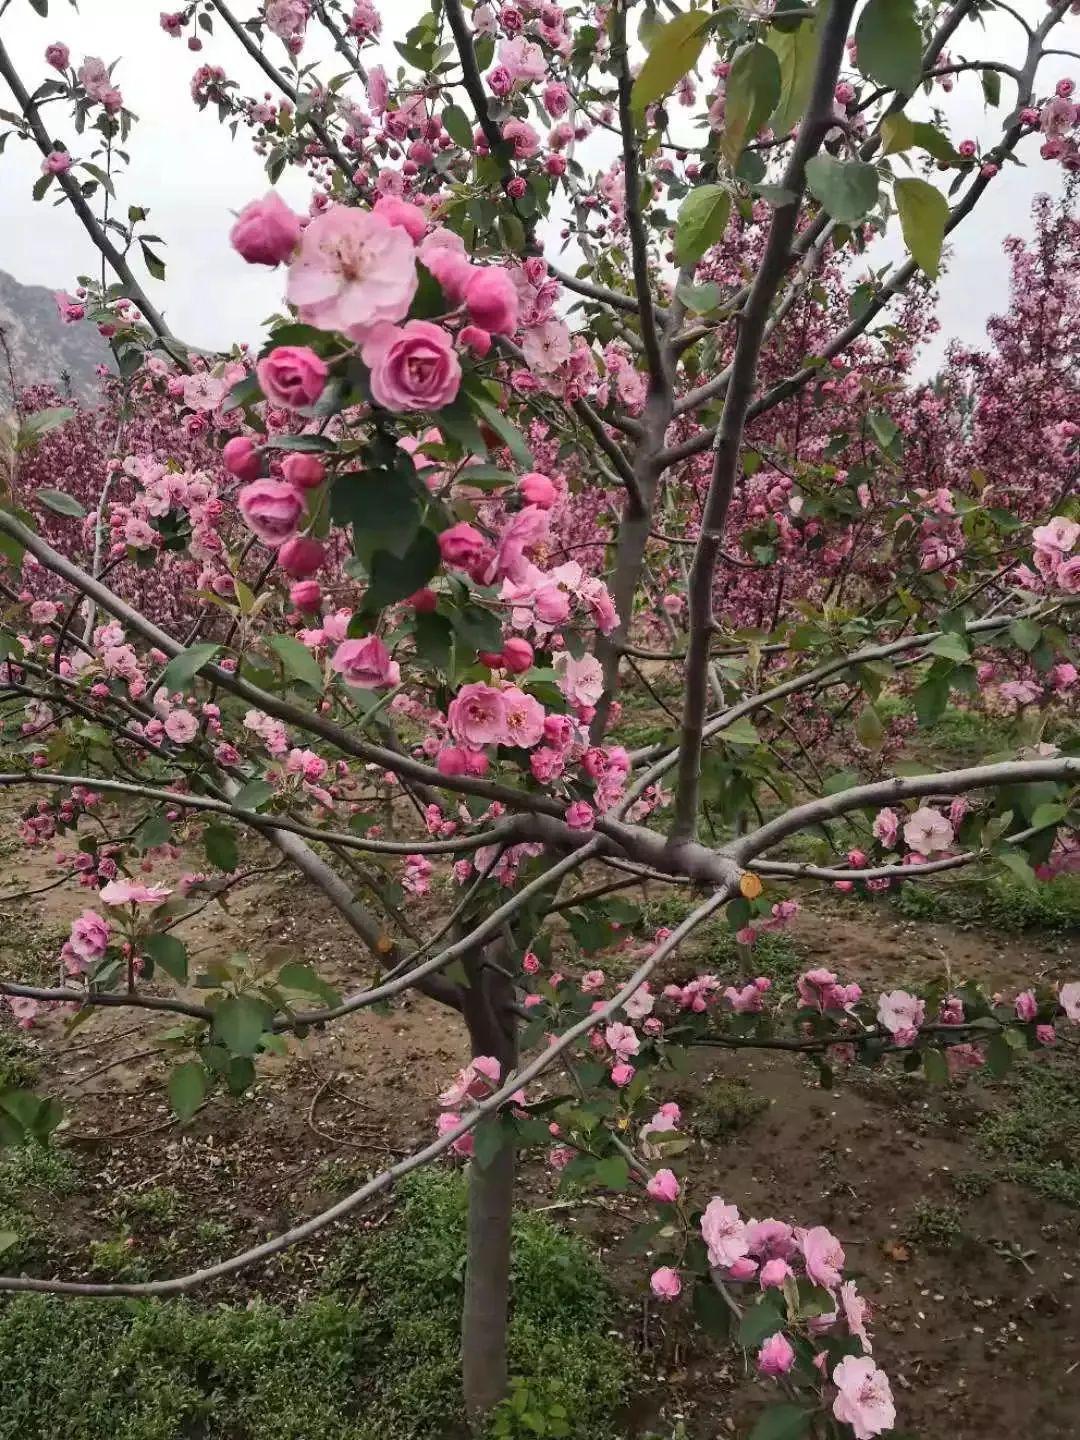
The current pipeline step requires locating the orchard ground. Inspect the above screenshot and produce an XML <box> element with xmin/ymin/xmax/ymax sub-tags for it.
<box><xmin>0</xmin><ymin>703</ymin><xmax>1077</xmax><ymax>1440</ymax></box>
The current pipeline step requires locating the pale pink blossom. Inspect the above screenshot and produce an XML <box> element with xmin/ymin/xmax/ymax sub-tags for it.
<box><xmin>604</xmin><ymin>1021</ymin><xmax>639</xmax><ymax>1060</ymax></box>
<box><xmin>1060</xmin><ymin>981</ymin><xmax>1080</xmax><ymax>1021</ymax></box>
<box><xmin>286</xmin><ymin>204</ymin><xmax>417</xmax><ymax>336</ymax></box>
<box><xmin>872</xmin><ymin>807</ymin><xmax>899</xmax><ymax>848</ymax></box>
<box><xmin>800</xmin><ymin>1225</ymin><xmax>845</xmax><ymax>1289</ymax></box>
<box><xmin>99</xmin><ymin>879</ymin><xmax>173</xmax><ymax>907</ymax></box>
<box><xmin>701</xmin><ymin>1198</ymin><xmax>749</xmax><ymax>1268</ymax></box>
<box><xmin>554</xmin><ymin>651</ymin><xmax>603</xmax><ymax>707</ymax></box>
<box><xmin>832</xmin><ymin>1356</ymin><xmax>896</xmax><ymax>1440</ymax></box>
<box><xmin>902</xmin><ymin>806</ymin><xmax>953</xmax><ymax>855</ymax></box>
<box><xmin>877</xmin><ymin>989</ymin><xmax>925</xmax><ymax>1036</ymax></box>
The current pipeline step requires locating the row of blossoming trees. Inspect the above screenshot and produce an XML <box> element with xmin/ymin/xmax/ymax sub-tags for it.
<box><xmin>0</xmin><ymin>0</ymin><xmax>1078</xmax><ymax>1434</ymax></box>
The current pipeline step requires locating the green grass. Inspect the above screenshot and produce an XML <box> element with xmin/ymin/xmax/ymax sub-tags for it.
<box><xmin>0</xmin><ymin>1030</ymin><xmax>40</xmax><ymax>1091</ymax></box>
<box><xmin>114</xmin><ymin>1186</ymin><xmax>184</xmax><ymax>1230</ymax></box>
<box><xmin>978</xmin><ymin>1061</ymin><xmax>1080</xmax><ymax>1208</ymax></box>
<box><xmin>0</xmin><ymin>1142</ymin><xmax>79</xmax><ymax>1204</ymax></box>
<box><xmin>904</xmin><ymin>1198</ymin><xmax>965</xmax><ymax>1251</ymax></box>
<box><xmin>891</xmin><ymin>871</ymin><xmax>1080</xmax><ymax>933</ymax></box>
<box><xmin>0</xmin><ymin>1171</ymin><xmax>631</xmax><ymax>1440</ymax></box>
<box><xmin>694</xmin><ymin>1076</ymin><xmax>770</xmax><ymax>1141</ymax></box>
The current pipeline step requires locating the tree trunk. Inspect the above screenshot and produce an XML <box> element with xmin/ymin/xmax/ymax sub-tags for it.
<box><xmin>461</xmin><ymin>950</ymin><xmax>518</xmax><ymax>1425</ymax></box>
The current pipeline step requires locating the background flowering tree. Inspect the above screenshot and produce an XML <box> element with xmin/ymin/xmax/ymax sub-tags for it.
<box><xmin>0</xmin><ymin>0</ymin><xmax>1078</xmax><ymax>1435</ymax></box>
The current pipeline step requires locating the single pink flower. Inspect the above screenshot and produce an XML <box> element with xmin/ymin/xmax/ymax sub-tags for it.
<box><xmin>832</xmin><ymin>1356</ymin><xmax>895</xmax><ymax>1440</ymax></box>
<box><xmin>464</xmin><ymin>267</ymin><xmax>520</xmax><ymax>335</ymax></box>
<box><xmin>99</xmin><ymin>879</ymin><xmax>172</xmax><ymax>907</ymax></box>
<box><xmin>69</xmin><ymin>910</ymin><xmax>110</xmax><ymax>962</ymax></box>
<box><xmin>437</xmin><ymin>522</ymin><xmax>488</xmax><ymax>572</ymax></box>
<box><xmin>287</xmin><ymin>204</ymin><xmax>418</xmax><ymax>335</ymax></box>
<box><xmin>701</xmin><ymin>1198</ymin><xmax>749</xmax><ymax>1269</ymax></box>
<box><xmin>501</xmin><ymin>686</ymin><xmax>545</xmax><ymax>748</ymax></box>
<box><xmin>876</xmin><ymin>989</ymin><xmax>926</xmax><ymax>1036</ymax></box>
<box><xmin>257</xmin><ymin>346</ymin><xmax>328</xmax><ymax>409</ymax></box>
<box><xmin>903</xmin><ymin>806</ymin><xmax>953</xmax><ymax>855</ymax></box>
<box><xmin>447</xmin><ymin>682</ymin><xmax>508</xmax><ymax>747</ymax></box>
<box><xmin>649</xmin><ymin>1266</ymin><xmax>682</xmax><ymax>1301</ymax></box>
<box><xmin>757</xmin><ymin>1332</ymin><xmax>795</xmax><ymax>1376</ymax></box>
<box><xmin>1060</xmin><ymin>981</ymin><xmax>1080</xmax><ymax>1021</ymax></box>
<box><xmin>565</xmin><ymin>800</ymin><xmax>595</xmax><ymax>830</ymax></box>
<box><xmin>361</xmin><ymin>320</ymin><xmax>461</xmax><ymax>412</ymax></box>
<box><xmin>331</xmin><ymin>636</ymin><xmax>399</xmax><ymax>690</ymax></box>
<box><xmin>553</xmin><ymin>651</ymin><xmax>604</xmax><ymax>707</ymax></box>
<box><xmin>230</xmin><ymin>191</ymin><xmax>302</xmax><ymax>266</ymax></box>
<box><xmin>646</xmin><ymin>1168</ymin><xmax>680</xmax><ymax>1203</ymax></box>
<box><xmin>800</xmin><ymin>1225</ymin><xmax>845</xmax><ymax>1289</ymax></box>
<box><xmin>237</xmin><ymin>479</ymin><xmax>304</xmax><ymax>545</ymax></box>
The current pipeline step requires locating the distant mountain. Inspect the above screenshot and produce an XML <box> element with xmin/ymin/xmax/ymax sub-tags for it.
<box><xmin>0</xmin><ymin>270</ymin><xmax>112</xmax><ymax>405</ymax></box>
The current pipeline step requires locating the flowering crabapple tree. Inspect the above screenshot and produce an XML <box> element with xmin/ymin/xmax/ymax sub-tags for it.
<box><xmin>1</xmin><ymin>0</ymin><xmax>1079</xmax><ymax>1434</ymax></box>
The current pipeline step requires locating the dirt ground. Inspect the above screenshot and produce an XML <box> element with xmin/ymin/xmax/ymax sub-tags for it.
<box><xmin>1</xmin><ymin>805</ymin><xmax>1078</xmax><ymax>1440</ymax></box>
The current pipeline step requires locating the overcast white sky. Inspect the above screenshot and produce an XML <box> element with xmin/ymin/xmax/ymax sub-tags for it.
<box><xmin>0</xmin><ymin>0</ymin><xmax>1077</xmax><ymax>375</ymax></box>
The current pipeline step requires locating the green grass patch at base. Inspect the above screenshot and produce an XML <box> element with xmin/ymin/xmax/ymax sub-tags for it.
<box><xmin>978</xmin><ymin>1062</ymin><xmax>1080</xmax><ymax>1209</ymax></box>
<box><xmin>0</xmin><ymin>1170</ymin><xmax>631</xmax><ymax>1440</ymax></box>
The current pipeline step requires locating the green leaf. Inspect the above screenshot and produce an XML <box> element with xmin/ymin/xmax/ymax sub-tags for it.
<box><xmin>981</xmin><ymin>68</ymin><xmax>1001</xmax><ymax>107</ymax></box>
<box><xmin>204</xmin><ymin>823</ymin><xmax>239</xmax><ymax>873</ymax></box>
<box><xmin>414</xmin><ymin>611</ymin><xmax>453</xmax><ymax>671</ymax></box>
<box><xmin>34</xmin><ymin>488</ymin><xmax>85</xmax><ymax>518</ymax></box>
<box><xmin>768</xmin><ymin>14</ymin><xmax>821</xmax><ymax>136</ymax></box>
<box><xmin>805</xmin><ymin>155</ymin><xmax>879</xmax><ymax>224</ymax></box>
<box><xmin>996</xmin><ymin>848</ymin><xmax>1036</xmax><ymax>887</ymax></box>
<box><xmin>592</xmin><ymin>1155</ymin><xmax>630</xmax><ymax>1192</ymax></box>
<box><xmin>692</xmin><ymin>1278</ymin><xmax>733</xmax><ymax>1336</ymax></box>
<box><xmin>923</xmin><ymin>1047</ymin><xmax>949</xmax><ymax>1085</ymax></box>
<box><xmin>277</xmin><ymin>962</ymin><xmax>341</xmax><ymax>1008</ymax></box>
<box><xmin>747</xmin><ymin>1404</ymin><xmax>812</xmax><ymax>1440</ymax></box>
<box><xmin>212</xmin><ymin>994</ymin><xmax>272</xmax><ymax>1057</ymax></box>
<box><xmin>737</xmin><ymin>1296</ymin><xmax>786</xmax><ymax>1348</ymax></box>
<box><xmin>881</xmin><ymin>112</ymin><xmax>915</xmax><ymax>155</ymax></box>
<box><xmin>442</xmin><ymin>103</ymin><xmax>473</xmax><ymax>149</ymax></box>
<box><xmin>452</xmin><ymin>604</ymin><xmax>502</xmax><ymax>656</ymax></box>
<box><xmin>1008</xmin><ymin>617</ymin><xmax>1041</xmax><ymax>653</ymax></box>
<box><xmin>233</xmin><ymin>778</ymin><xmax>276</xmax><ymax>812</ymax></box>
<box><xmin>855</xmin><ymin>0</ymin><xmax>923</xmax><ymax>94</ymax></box>
<box><xmin>366</xmin><ymin>527</ymin><xmax>440</xmax><ymax>610</ymax></box>
<box><xmin>269</xmin><ymin>633</ymin><xmax>324</xmax><ymax>692</ymax></box>
<box><xmin>914</xmin><ymin>673</ymin><xmax>949</xmax><ymax>726</ymax></box>
<box><xmin>140</xmin><ymin>240</ymin><xmax>166</xmax><ymax>281</ymax></box>
<box><xmin>472</xmin><ymin>1116</ymin><xmax>507</xmax><ymax>1170</ymax></box>
<box><xmin>1029</xmin><ymin>802</ymin><xmax>1066</xmax><ymax>832</ymax></box>
<box><xmin>0</xmin><ymin>1231</ymin><xmax>17</xmax><ymax>1255</ymax></box>
<box><xmin>469</xmin><ymin>391</ymin><xmax>533</xmax><ymax>467</ymax></box>
<box><xmin>926</xmin><ymin>632</ymin><xmax>971</xmax><ymax>664</ymax></box>
<box><xmin>143</xmin><ymin>932</ymin><xmax>188</xmax><ymax>984</ymax></box>
<box><xmin>19</xmin><ymin>405</ymin><xmax>75</xmax><ymax>449</ymax></box>
<box><xmin>720</xmin><ymin>716</ymin><xmax>760</xmax><ymax>747</ymax></box>
<box><xmin>674</xmin><ymin>185</ymin><xmax>731</xmax><ymax>266</ymax></box>
<box><xmin>160</xmin><ymin>642</ymin><xmax>221</xmax><ymax>694</ymax></box>
<box><xmin>630</xmin><ymin>10</ymin><xmax>712</xmax><ymax>118</ymax></box>
<box><xmin>168</xmin><ymin>1060</ymin><xmax>206</xmax><ymax>1121</ymax></box>
<box><xmin>855</xmin><ymin>704</ymin><xmax>884</xmax><ymax>750</ymax></box>
<box><xmin>986</xmin><ymin>1029</ymin><xmax>1012</xmax><ymax>1079</ymax></box>
<box><xmin>722</xmin><ymin>43</ymin><xmax>781</xmax><ymax>162</ymax></box>
<box><xmin>894</xmin><ymin>177</ymin><xmax>948</xmax><ymax>279</ymax></box>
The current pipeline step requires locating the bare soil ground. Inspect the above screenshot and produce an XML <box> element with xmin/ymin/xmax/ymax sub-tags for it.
<box><xmin>1</xmin><ymin>802</ymin><xmax>1078</xmax><ymax>1440</ymax></box>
